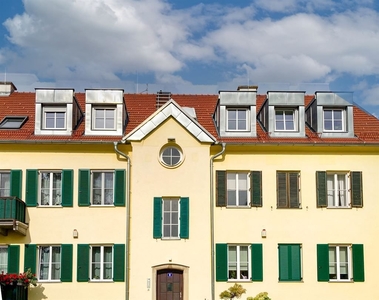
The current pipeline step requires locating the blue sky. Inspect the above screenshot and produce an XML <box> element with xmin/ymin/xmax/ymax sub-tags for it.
<box><xmin>1</xmin><ymin>0</ymin><xmax>379</xmax><ymax>115</ymax></box>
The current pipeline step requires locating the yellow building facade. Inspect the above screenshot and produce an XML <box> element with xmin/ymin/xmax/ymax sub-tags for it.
<box><xmin>0</xmin><ymin>83</ymin><xmax>378</xmax><ymax>299</ymax></box>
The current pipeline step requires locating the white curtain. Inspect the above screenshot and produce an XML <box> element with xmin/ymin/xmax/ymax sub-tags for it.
<box><xmin>0</xmin><ymin>247</ymin><xmax>7</xmax><ymax>273</ymax></box>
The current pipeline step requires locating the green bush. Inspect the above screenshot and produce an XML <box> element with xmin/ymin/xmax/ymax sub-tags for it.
<box><xmin>219</xmin><ymin>283</ymin><xmax>246</xmax><ymax>299</ymax></box>
<box><xmin>247</xmin><ymin>292</ymin><xmax>271</xmax><ymax>300</ymax></box>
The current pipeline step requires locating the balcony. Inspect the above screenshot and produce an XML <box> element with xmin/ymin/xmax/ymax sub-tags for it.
<box><xmin>0</xmin><ymin>197</ymin><xmax>28</xmax><ymax>236</ymax></box>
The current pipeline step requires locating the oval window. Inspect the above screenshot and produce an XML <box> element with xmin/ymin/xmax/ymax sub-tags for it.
<box><xmin>160</xmin><ymin>146</ymin><xmax>183</xmax><ymax>167</ymax></box>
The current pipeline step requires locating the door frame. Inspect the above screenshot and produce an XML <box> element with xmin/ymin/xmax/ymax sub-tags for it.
<box><xmin>152</xmin><ymin>263</ymin><xmax>189</xmax><ymax>300</ymax></box>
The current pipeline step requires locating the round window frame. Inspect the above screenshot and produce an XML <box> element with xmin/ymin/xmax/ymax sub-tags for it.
<box><xmin>159</xmin><ymin>144</ymin><xmax>184</xmax><ymax>168</ymax></box>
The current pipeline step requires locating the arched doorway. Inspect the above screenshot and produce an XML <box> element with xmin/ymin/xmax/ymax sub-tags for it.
<box><xmin>156</xmin><ymin>268</ymin><xmax>183</xmax><ymax>300</ymax></box>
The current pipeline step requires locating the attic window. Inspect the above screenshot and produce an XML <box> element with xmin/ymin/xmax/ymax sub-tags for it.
<box><xmin>0</xmin><ymin>116</ymin><xmax>27</xmax><ymax>129</ymax></box>
<box><xmin>160</xmin><ymin>145</ymin><xmax>183</xmax><ymax>168</ymax></box>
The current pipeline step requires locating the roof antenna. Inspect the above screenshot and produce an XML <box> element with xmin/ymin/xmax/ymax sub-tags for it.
<box><xmin>247</xmin><ymin>66</ymin><xmax>250</xmax><ymax>90</ymax></box>
<box><xmin>140</xmin><ymin>83</ymin><xmax>148</xmax><ymax>94</ymax></box>
<box><xmin>136</xmin><ymin>72</ymin><xmax>139</xmax><ymax>93</ymax></box>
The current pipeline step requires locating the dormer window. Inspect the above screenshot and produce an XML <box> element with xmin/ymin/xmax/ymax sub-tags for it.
<box><xmin>34</xmin><ymin>89</ymin><xmax>82</xmax><ymax>136</ymax></box>
<box><xmin>275</xmin><ymin>108</ymin><xmax>297</xmax><ymax>131</ymax></box>
<box><xmin>85</xmin><ymin>89</ymin><xmax>126</xmax><ymax>136</ymax></box>
<box><xmin>306</xmin><ymin>92</ymin><xmax>354</xmax><ymax>138</ymax></box>
<box><xmin>227</xmin><ymin>108</ymin><xmax>249</xmax><ymax>131</ymax></box>
<box><xmin>323</xmin><ymin>108</ymin><xmax>345</xmax><ymax>132</ymax></box>
<box><xmin>258</xmin><ymin>92</ymin><xmax>305</xmax><ymax>137</ymax></box>
<box><xmin>216</xmin><ymin>89</ymin><xmax>257</xmax><ymax>138</ymax></box>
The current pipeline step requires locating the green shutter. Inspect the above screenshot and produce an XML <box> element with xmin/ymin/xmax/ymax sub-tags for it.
<box><xmin>113</xmin><ymin>244</ymin><xmax>125</xmax><ymax>282</ymax></box>
<box><xmin>216</xmin><ymin>171</ymin><xmax>226</xmax><ymax>207</ymax></box>
<box><xmin>26</xmin><ymin>170</ymin><xmax>38</xmax><ymax>207</ymax></box>
<box><xmin>352</xmin><ymin>244</ymin><xmax>364</xmax><ymax>282</ymax></box>
<box><xmin>24</xmin><ymin>244</ymin><xmax>37</xmax><ymax>273</ymax></box>
<box><xmin>278</xmin><ymin>244</ymin><xmax>301</xmax><ymax>281</ymax></box>
<box><xmin>180</xmin><ymin>197</ymin><xmax>189</xmax><ymax>239</ymax></box>
<box><xmin>78</xmin><ymin>170</ymin><xmax>90</xmax><ymax>206</ymax></box>
<box><xmin>277</xmin><ymin>172</ymin><xmax>287</xmax><ymax>208</ymax></box>
<box><xmin>351</xmin><ymin>172</ymin><xmax>363</xmax><ymax>207</ymax></box>
<box><xmin>153</xmin><ymin>197</ymin><xmax>162</xmax><ymax>239</ymax></box>
<box><xmin>251</xmin><ymin>171</ymin><xmax>262</xmax><ymax>207</ymax></box>
<box><xmin>251</xmin><ymin>244</ymin><xmax>263</xmax><ymax>281</ymax></box>
<box><xmin>62</xmin><ymin>170</ymin><xmax>73</xmax><ymax>207</ymax></box>
<box><xmin>289</xmin><ymin>173</ymin><xmax>299</xmax><ymax>208</ymax></box>
<box><xmin>215</xmin><ymin>244</ymin><xmax>228</xmax><ymax>282</ymax></box>
<box><xmin>10</xmin><ymin>170</ymin><xmax>22</xmax><ymax>199</ymax></box>
<box><xmin>61</xmin><ymin>244</ymin><xmax>73</xmax><ymax>282</ymax></box>
<box><xmin>114</xmin><ymin>169</ymin><xmax>126</xmax><ymax>206</ymax></box>
<box><xmin>316</xmin><ymin>244</ymin><xmax>329</xmax><ymax>282</ymax></box>
<box><xmin>8</xmin><ymin>245</ymin><xmax>20</xmax><ymax>274</ymax></box>
<box><xmin>77</xmin><ymin>244</ymin><xmax>89</xmax><ymax>282</ymax></box>
<box><xmin>316</xmin><ymin>172</ymin><xmax>327</xmax><ymax>207</ymax></box>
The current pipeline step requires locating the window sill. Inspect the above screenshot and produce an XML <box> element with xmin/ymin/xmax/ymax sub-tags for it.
<box><xmin>37</xmin><ymin>280</ymin><xmax>61</xmax><ymax>283</ymax></box>
<box><xmin>327</xmin><ymin>206</ymin><xmax>351</xmax><ymax>209</ymax></box>
<box><xmin>226</xmin><ymin>206</ymin><xmax>250</xmax><ymax>209</ymax></box>
<box><xmin>37</xmin><ymin>205</ymin><xmax>62</xmax><ymax>208</ymax></box>
<box><xmin>89</xmin><ymin>280</ymin><xmax>114</xmax><ymax>283</ymax></box>
<box><xmin>227</xmin><ymin>279</ymin><xmax>251</xmax><ymax>282</ymax></box>
<box><xmin>329</xmin><ymin>280</ymin><xmax>353</xmax><ymax>283</ymax></box>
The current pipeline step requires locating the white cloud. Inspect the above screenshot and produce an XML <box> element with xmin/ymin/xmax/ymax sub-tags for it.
<box><xmin>361</xmin><ymin>84</ymin><xmax>379</xmax><ymax>106</ymax></box>
<box><xmin>1</xmin><ymin>0</ymin><xmax>379</xmax><ymax>112</ymax></box>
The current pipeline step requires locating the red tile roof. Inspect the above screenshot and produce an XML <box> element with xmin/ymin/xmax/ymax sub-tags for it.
<box><xmin>0</xmin><ymin>91</ymin><xmax>379</xmax><ymax>145</ymax></box>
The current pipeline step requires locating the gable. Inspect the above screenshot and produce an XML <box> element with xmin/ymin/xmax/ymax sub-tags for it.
<box><xmin>122</xmin><ymin>100</ymin><xmax>216</xmax><ymax>143</ymax></box>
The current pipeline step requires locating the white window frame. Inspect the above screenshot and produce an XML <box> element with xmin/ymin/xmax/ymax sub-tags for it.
<box><xmin>90</xmin><ymin>245</ymin><xmax>113</xmax><ymax>281</ymax></box>
<box><xmin>0</xmin><ymin>246</ymin><xmax>7</xmax><ymax>273</ymax></box>
<box><xmin>92</xmin><ymin>106</ymin><xmax>116</xmax><ymax>130</ymax></box>
<box><xmin>0</xmin><ymin>172</ymin><xmax>10</xmax><ymax>197</ymax></box>
<box><xmin>228</xmin><ymin>245</ymin><xmax>251</xmax><ymax>281</ymax></box>
<box><xmin>275</xmin><ymin>108</ymin><xmax>297</xmax><ymax>131</ymax></box>
<box><xmin>323</xmin><ymin>108</ymin><xmax>345</xmax><ymax>132</ymax></box>
<box><xmin>162</xmin><ymin>198</ymin><xmax>180</xmax><ymax>239</ymax></box>
<box><xmin>42</xmin><ymin>106</ymin><xmax>67</xmax><ymax>130</ymax></box>
<box><xmin>227</xmin><ymin>172</ymin><xmax>249</xmax><ymax>207</ymax></box>
<box><xmin>327</xmin><ymin>172</ymin><xmax>350</xmax><ymax>208</ymax></box>
<box><xmin>38</xmin><ymin>245</ymin><xmax>61</xmax><ymax>282</ymax></box>
<box><xmin>39</xmin><ymin>171</ymin><xmax>62</xmax><ymax>206</ymax></box>
<box><xmin>226</xmin><ymin>108</ymin><xmax>249</xmax><ymax>131</ymax></box>
<box><xmin>91</xmin><ymin>171</ymin><xmax>114</xmax><ymax>206</ymax></box>
<box><xmin>160</xmin><ymin>146</ymin><xmax>183</xmax><ymax>167</ymax></box>
<box><xmin>329</xmin><ymin>245</ymin><xmax>352</xmax><ymax>281</ymax></box>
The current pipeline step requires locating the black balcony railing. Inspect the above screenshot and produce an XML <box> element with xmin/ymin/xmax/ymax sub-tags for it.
<box><xmin>0</xmin><ymin>197</ymin><xmax>26</xmax><ymax>223</ymax></box>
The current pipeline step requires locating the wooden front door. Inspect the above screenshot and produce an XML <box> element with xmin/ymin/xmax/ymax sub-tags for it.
<box><xmin>157</xmin><ymin>269</ymin><xmax>183</xmax><ymax>300</ymax></box>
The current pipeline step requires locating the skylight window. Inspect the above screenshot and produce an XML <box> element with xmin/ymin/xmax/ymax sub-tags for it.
<box><xmin>0</xmin><ymin>116</ymin><xmax>27</xmax><ymax>129</ymax></box>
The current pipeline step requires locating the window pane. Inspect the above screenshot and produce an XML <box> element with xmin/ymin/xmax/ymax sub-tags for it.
<box><xmin>103</xmin><ymin>247</ymin><xmax>113</xmax><ymax>280</ymax></box>
<box><xmin>0</xmin><ymin>173</ymin><xmax>10</xmax><ymax>197</ymax></box>
<box><xmin>0</xmin><ymin>247</ymin><xmax>7</xmax><ymax>273</ymax></box>
<box><xmin>240</xmin><ymin>246</ymin><xmax>249</xmax><ymax>279</ymax></box>
<box><xmin>227</xmin><ymin>173</ymin><xmax>237</xmax><ymax>206</ymax></box>
<box><xmin>339</xmin><ymin>247</ymin><xmax>348</xmax><ymax>279</ymax></box>
<box><xmin>92</xmin><ymin>247</ymin><xmax>101</xmax><ymax>279</ymax></box>
<box><xmin>40</xmin><ymin>173</ymin><xmax>51</xmax><ymax>205</ymax></box>
<box><xmin>52</xmin><ymin>173</ymin><xmax>62</xmax><ymax>205</ymax></box>
<box><xmin>56</xmin><ymin>112</ymin><xmax>65</xmax><ymax>128</ymax></box>
<box><xmin>51</xmin><ymin>247</ymin><xmax>61</xmax><ymax>280</ymax></box>
<box><xmin>285</xmin><ymin>111</ymin><xmax>294</xmax><ymax>130</ymax></box>
<box><xmin>228</xmin><ymin>246</ymin><xmax>237</xmax><ymax>279</ymax></box>
<box><xmin>39</xmin><ymin>247</ymin><xmax>50</xmax><ymax>280</ymax></box>
<box><xmin>327</xmin><ymin>174</ymin><xmax>335</xmax><ymax>206</ymax></box>
<box><xmin>329</xmin><ymin>247</ymin><xmax>337</xmax><ymax>279</ymax></box>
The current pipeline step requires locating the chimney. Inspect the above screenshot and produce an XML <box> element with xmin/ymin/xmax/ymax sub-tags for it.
<box><xmin>0</xmin><ymin>82</ymin><xmax>17</xmax><ymax>96</ymax></box>
<box><xmin>156</xmin><ymin>90</ymin><xmax>171</xmax><ymax>109</ymax></box>
<box><xmin>237</xmin><ymin>85</ymin><xmax>258</xmax><ymax>92</ymax></box>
